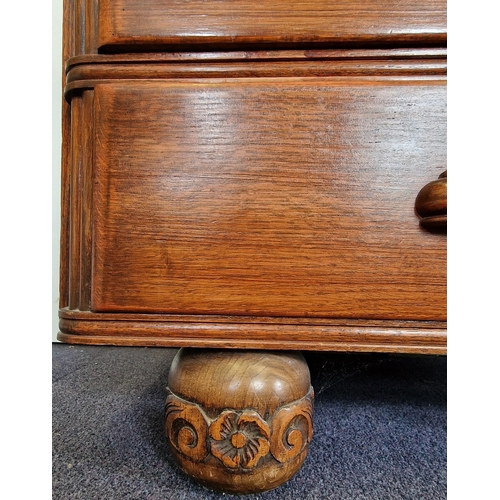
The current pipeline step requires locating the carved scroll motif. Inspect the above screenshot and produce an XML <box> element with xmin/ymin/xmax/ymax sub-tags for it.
<box><xmin>270</xmin><ymin>387</ymin><xmax>314</xmax><ymax>463</ymax></box>
<box><xmin>164</xmin><ymin>392</ymin><xmax>209</xmax><ymax>462</ymax></box>
<box><xmin>165</xmin><ymin>388</ymin><xmax>314</xmax><ymax>470</ymax></box>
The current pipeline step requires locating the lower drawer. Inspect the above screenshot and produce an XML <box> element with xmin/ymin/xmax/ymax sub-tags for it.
<box><xmin>89</xmin><ymin>78</ymin><xmax>446</xmax><ymax>321</ymax></box>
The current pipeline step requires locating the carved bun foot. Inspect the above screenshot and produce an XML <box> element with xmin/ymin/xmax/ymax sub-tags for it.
<box><xmin>165</xmin><ymin>348</ymin><xmax>314</xmax><ymax>495</ymax></box>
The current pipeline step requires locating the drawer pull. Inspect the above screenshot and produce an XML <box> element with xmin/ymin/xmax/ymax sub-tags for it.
<box><xmin>415</xmin><ymin>171</ymin><xmax>447</xmax><ymax>232</ymax></box>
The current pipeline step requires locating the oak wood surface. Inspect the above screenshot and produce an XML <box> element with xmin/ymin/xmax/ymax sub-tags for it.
<box><xmin>58</xmin><ymin>308</ymin><xmax>446</xmax><ymax>353</ymax></box>
<box><xmin>59</xmin><ymin>0</ymin><xmax>447</xmax><ymax>354</ymax></box>
<box><xmin>91</xmin><ymin>79</ymin><xmax>446</xmax><ymax>320</ymax></box>
<box><xmin>59</xmin><ymin>1</ymin><xmax>448</xmax><ymax>494</ymax></box>
<box><xmin>59</xmin><ymin>308</ymin><xmax>447</xmax><ymax>328</ymax></box>
<box><xmin>62</xmin><ymin>49</ymin><xmax>447</xmax><ymax>102</ymax></box>
<box><xmin>68</xmin><ymin>96</ymin><xmax>82</xmax><ymax>310</ymax></box>
<box><xmin>58</xmin><ymin>318</ymin><xmax>446</xmax><ymax>354</ymax></box>
<box><xmin>165</xmin><ymin>349</ymin><xmax>313</xmax><ymax>493</ymax></box>
<box><xmin>168</xmin><ymin>349</ymin><xmax>311</xmax><ymax>414</ymax></box>
<box><xmin>65</xmin><ymin>59</ymin><xmax>446</xmax><ymax>89</ymax></box>
<box><xmin>59</xmin><ymin>0</ymin><xmax>76</xmax><ymax>309</ymax></box>
<box><xmin>97</xmin><ymin>0</ymin><xmax>446</xmax><ymax>52</ymax></box>
<box><xmin>415</xmin><ymin>171</ymin><xmax>447</xmax><ymax>231</ymax></box>
<box><xmin>66</xmin><ymin>48</ymin><xmax>448</xmax><ymax>72</ymax></box>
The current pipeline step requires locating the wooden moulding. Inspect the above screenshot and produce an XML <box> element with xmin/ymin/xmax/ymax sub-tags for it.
<box><xmin>65</xmin><ymin>0</ymin><xmax>99</xmax><ymax>57</ymax></box>
<box><xmin>63</xmin><ymin>48</ymin><xmax>447</xmax><ymax>101</ymax></box>
<box><xmin>58</xmin><ymin>312</ymin><xmax>446</xmax><ymax>354</ymax></box>
<box><xmin>66</xmin><ymin>48</ymin><xmax>448</xmax><ymax>69</ymax></box>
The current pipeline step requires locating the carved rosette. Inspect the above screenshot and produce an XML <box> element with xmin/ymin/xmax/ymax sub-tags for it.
<box><xmin>164</xmin><ymin>387</ymin><xmax>314</xmax><ymax>470</ymax></box>
<box><xmin>209</xmin><ymin>410</ymin><xmax>271</xmax><ymax>468</ymax></box>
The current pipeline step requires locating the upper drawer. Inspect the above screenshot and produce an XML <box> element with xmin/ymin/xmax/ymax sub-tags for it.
<box><xmin>97</xmin><ymin>0</ymin><xmax>447</xmax><ymax>53</ymax></box>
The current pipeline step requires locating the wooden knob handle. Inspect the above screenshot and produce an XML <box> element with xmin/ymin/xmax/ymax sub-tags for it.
<box><xmin>415</xmin><ymin>171</ymin><xmax>447</xmax><ymax>232</ymax></box>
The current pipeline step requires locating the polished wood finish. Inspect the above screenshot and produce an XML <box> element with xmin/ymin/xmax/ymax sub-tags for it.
<box><xmin>59</xmin><ymin>309</ymin><xmax>446</xmax><ymax>353</ymax></box>
<box><xmin>165</xmin><ymin>349</ymin><xmax>313</xmax><ymax>494</ymax></box>
<box><xmin>90</xmin><ymin>80</ymin><xmax>445</xmax><ymax>320</ymax></box>
<box><xmin>415</xmin><ymin>171</ymin><xmax>447</xmax><ymax>231</ymax></box>
<box><xmin>59</xmin><ymin>50</ymin><xmax>447</xmax><ymax>353</ymax></box>
<box><xmin>63</xmin><ymin>49</ymin><xmax>446</xmax><ymax>101</ymax></box>
<box><xmin>59</xmin><ymin>1</ymin><xmax>446</xmax><ymax>492</ymax></box>
<box><xmin>97</xmin><ymin>0</ymin><xmax>446</xmax><ymax>52</ymax></box>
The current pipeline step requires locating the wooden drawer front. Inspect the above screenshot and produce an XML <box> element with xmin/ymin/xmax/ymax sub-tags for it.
<box><xmin>97</xmin><ymin>0</ymin><xmax>447</xmax><ymax>52</ymax></box>
<box><xmin>92</xmin><ymin>80</ymin><xmax>446</xmax><ymax>321</ymax></box>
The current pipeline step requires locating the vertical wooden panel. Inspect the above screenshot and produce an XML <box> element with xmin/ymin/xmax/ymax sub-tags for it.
<box><xmin>85</xmin><ymin>0</ymin><xmax>99</xmax><ymax>54</ymax></box>
<box><xmin>62</xmin><ymin>0</ymin><xmax>75</xmax><ymax>61</ymax></box>
<box><xmin>59</xmin><ymin>102</ymin><xmax>71</xmax><ymax>309</ymax></box>
<box><xmin>68</xmin><ymin>97</ymin><xmax>82</xmax><ymax>309</ymax></box>
<box><xmin>59</xmin><ymin>0</ymin><xmax>75</xmax><ymax>309</ymax></box>
<box><xmin>67</xmin><ymin>91</ymin><xmax>94</xmax><ymax>311</ymax></box>
<box><xmin>74</xmin><ymin>0</ymin><xmax>86</xmax><ymax>56</ymax></box>
<box><xmin>79</xmin><ymin>91</ymin><xmax>94</xmax><ymax>310</ymax></box>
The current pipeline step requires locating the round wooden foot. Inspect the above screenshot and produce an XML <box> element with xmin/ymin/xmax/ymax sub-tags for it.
<box><xmin>165</xmin><ymin>348</ymin><xmax>314</xmax><ymax>494</ymax></box>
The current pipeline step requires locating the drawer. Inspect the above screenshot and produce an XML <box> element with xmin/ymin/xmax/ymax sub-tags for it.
<box><xmin>97</xmin><ymin>0</ymin><xmax>447</xmax><ymax>53</ymax></box>
<box><xmin>91</xmin><ymin>78</ymin><xmax>446</xmax><ymax>321</ymax></box>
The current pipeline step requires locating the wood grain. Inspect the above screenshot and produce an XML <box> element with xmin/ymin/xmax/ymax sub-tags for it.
<box><xmin>65</xmin><ymin>48</ymin><xmax>448</xmax><ymax>73</ymax></box>
<box><xmin>67</xmin><ymin>96</ymin><xmax>82</xmax><ymax>310</ymax></box>
<box><xmin>59</xmin><ymin>0</ymin><xmax>74</xmax><ymax>308</ymax></box>
<box><xmin>165</xmin><ymin>349</ymin><xmax>313</xmax><ymax>493</ymax></box>
<box><xmin>58</xmin><ymin>316</ymin><xmax>446</xmax><ymax>354</ymax></box>
<box><xmin>415</xmin><ymin>171</ymin><xmax>447</xmax><ymax>231</ymax></box>
<box><xmin>66</xmin><ymin>91</ymin><xmax>94</xmax><ymax>310</ymax></box>
<box><xmin>59</xmin><ymin>0</ymin><xmax>447</xmax><ymax>355</ymax></box>
<box><xmin>58</xmin><ymin>308</ymin><xmax>446</xmax><ymax>354</ymax></box>
<box><xmin>168</xmin><ymin>349</ymin><xmax>311</xmax><ymax>414</ymax></box>
<box><xmin>91</xmin><ymin>79</ymin><xmax>446</xmax><ymax>321</ymax></box>
<box><xmin>58</xmin><ymin>308</ymin><xmax>447</xmax><ymax>328</ymax></box>
<box><xmin>84</xmin><ymin>0</ymin><xmax>99</xmax><ymax>54</ymax></box>
<box><xmin>78</xmin><ymin>91</ymin><xmax>94</xmax><ymax>309</ymax></box>
<box><xmin>97</xmin><ymin>0</ymin><xmax>447</xmax><ymax>52</ymax></box>
<box><xmin>65</xmin><ymin>59</ymin><xmax>446</xmax><ymax>88</ymax></box>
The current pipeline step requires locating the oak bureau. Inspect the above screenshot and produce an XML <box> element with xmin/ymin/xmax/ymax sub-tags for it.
<box><xmin>58</xmin><ymin>0</ymin><xmax>447</xmax><ymax>493</ymax></box>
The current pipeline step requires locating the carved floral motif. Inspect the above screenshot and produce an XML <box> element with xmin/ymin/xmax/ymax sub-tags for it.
<box><xmin>209</xmin><ymin>410</ymin><xmax>270</xmax><ymax>469</ymax></box>
<box><xmin>165</xmin><ymin>388</ymin><xmax>314</xmax><ymax>470</ymax></box>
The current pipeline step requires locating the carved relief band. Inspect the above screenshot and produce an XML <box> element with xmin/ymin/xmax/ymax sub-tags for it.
<box><xmin>164</xmin><ymin>348</ymin><xmax>314</xmax><ymax>494</ymax></box>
